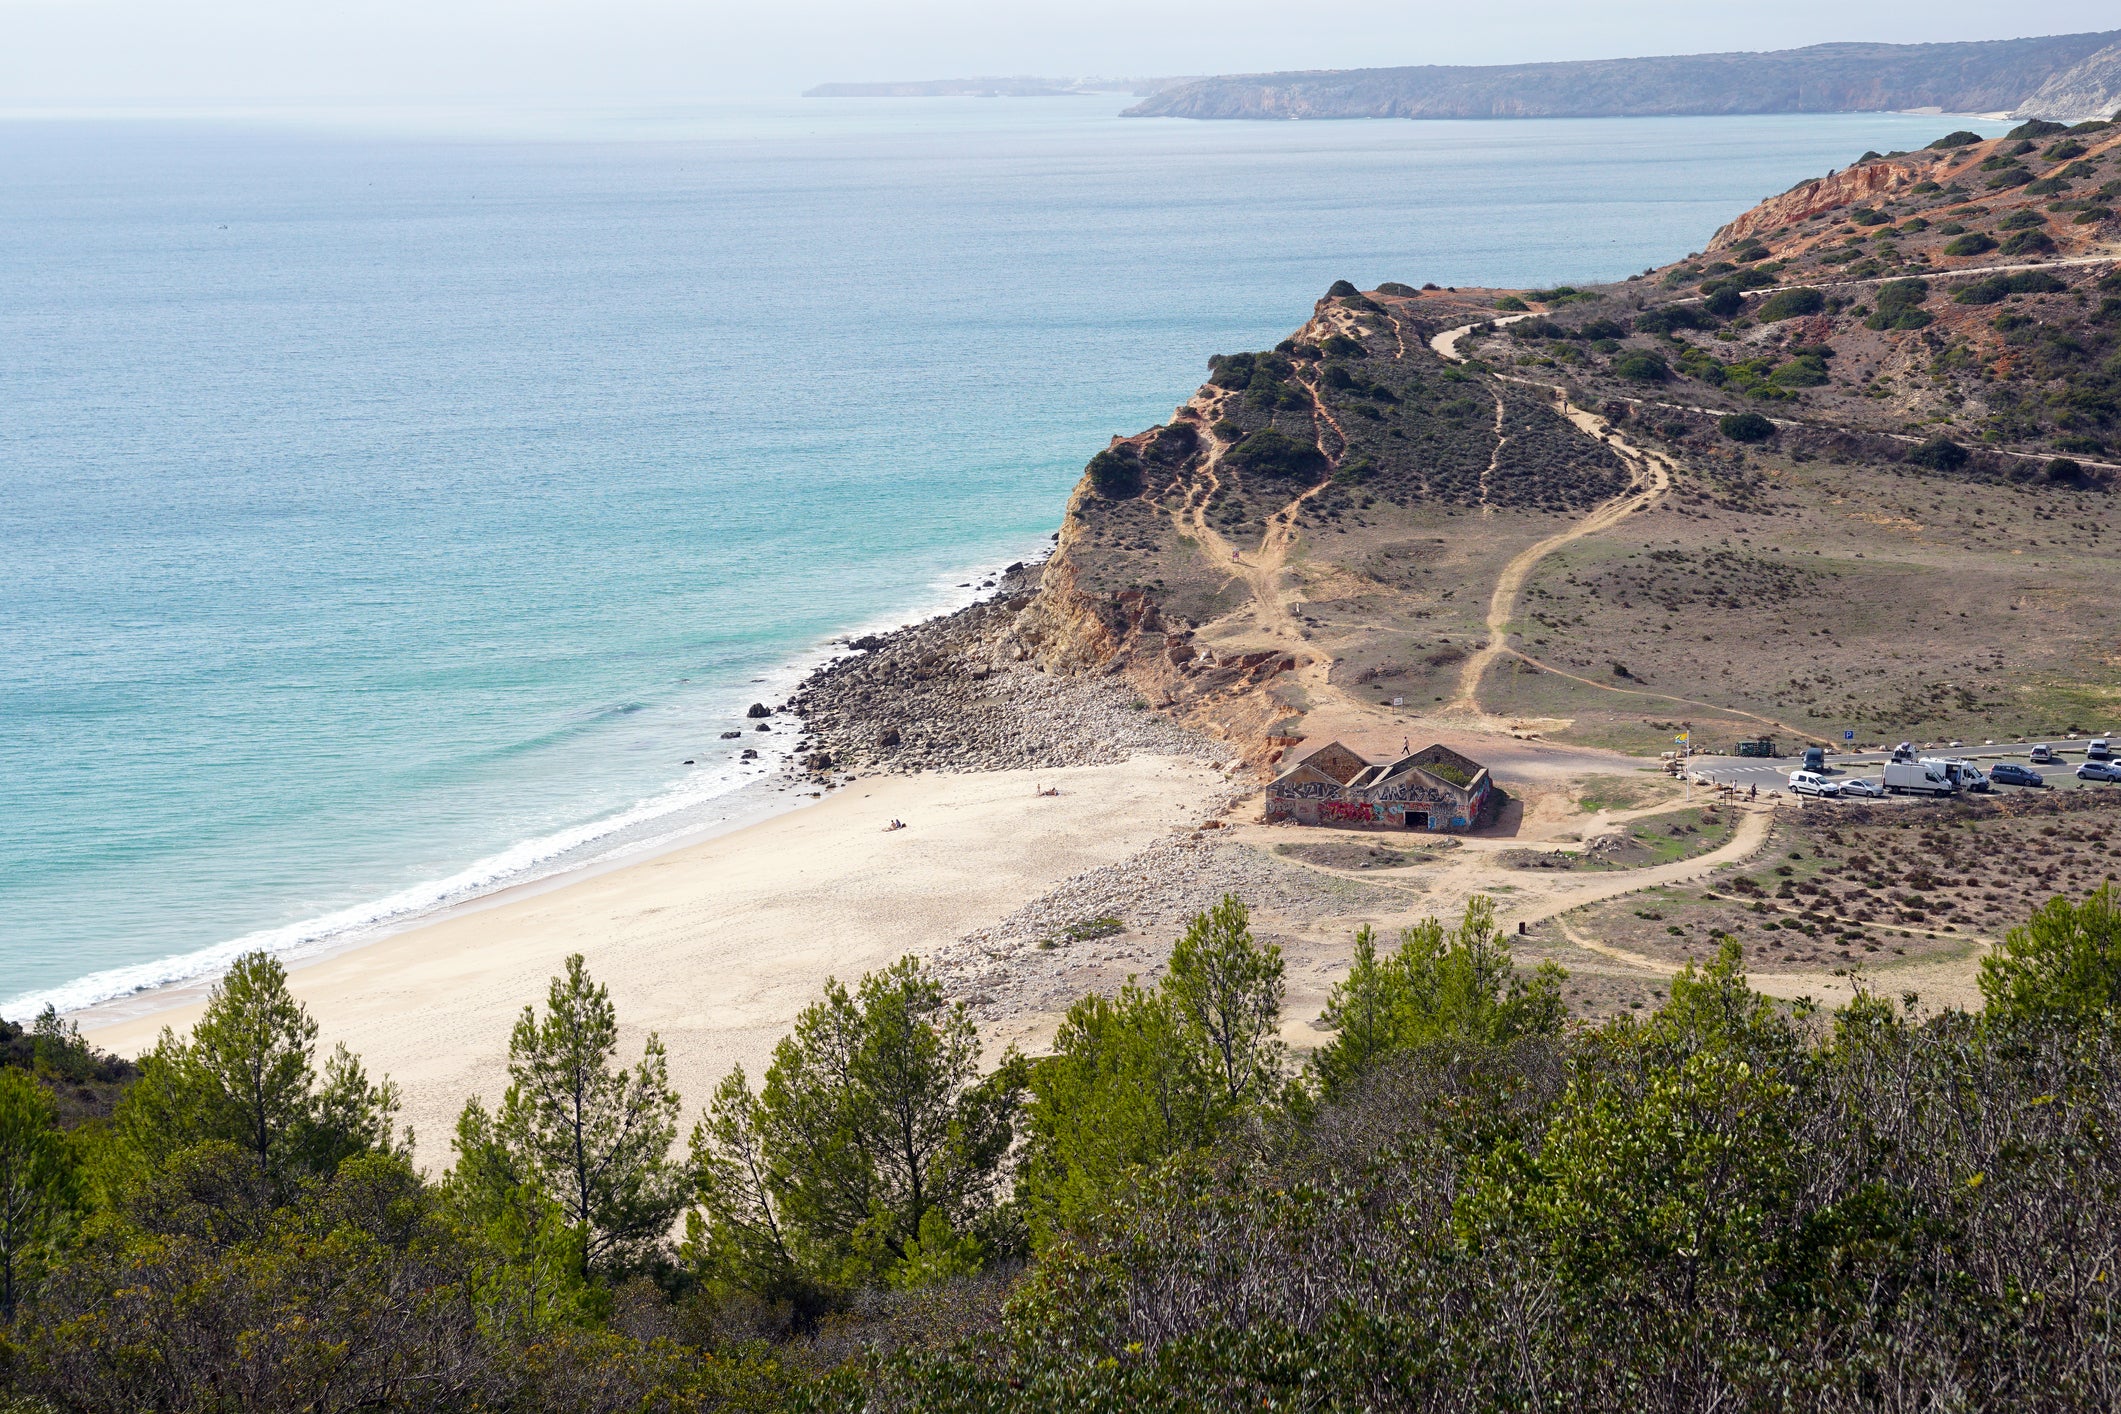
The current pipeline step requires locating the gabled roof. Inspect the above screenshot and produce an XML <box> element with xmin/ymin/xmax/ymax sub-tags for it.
<box><xmin>1275</xmin><ymin>740</ymin><xmax>1373</xmax><ymax>786</ymax></box>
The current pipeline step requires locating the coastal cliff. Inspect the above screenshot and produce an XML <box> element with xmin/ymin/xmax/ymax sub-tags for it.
<box><xmin>1124</xmin><ymin>31</ymin><xmax>2121</xmax><ymax>123</ymax></box>
<box><xmin>1001</xmin><ymin>117</ymin><xmax>2121</xmax><ymax>767</ymax></box>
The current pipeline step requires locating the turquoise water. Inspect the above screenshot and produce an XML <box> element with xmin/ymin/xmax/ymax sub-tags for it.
<box><xmin>0</xmin><ymin>101</ymin><xmax>1997</xmax><ymax>1016</ymax></box>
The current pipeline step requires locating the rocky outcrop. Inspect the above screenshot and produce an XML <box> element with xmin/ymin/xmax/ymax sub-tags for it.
<box><xmin>1709</xmin><ymin>155</ymin><xmax>1941</xmax><ymax>249</ymax></box>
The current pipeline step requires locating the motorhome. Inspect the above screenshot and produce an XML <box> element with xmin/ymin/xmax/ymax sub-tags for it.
<box><xmin>1930</xmin><ymin>757</ymin><xmax>1990</xmax><ymax>792</ymax></box>
<box><xmin>1883</xmin><ymin>759</ymin><xmax>1960</xmax><ymax>796</ymax></box>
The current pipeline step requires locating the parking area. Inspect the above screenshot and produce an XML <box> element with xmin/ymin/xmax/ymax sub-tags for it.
<box><xmin>1686</xmin><ymin>736</ymin><xmax>2120</xmax><ymax>800</ymax></box>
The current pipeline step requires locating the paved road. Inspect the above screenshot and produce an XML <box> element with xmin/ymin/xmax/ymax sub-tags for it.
<box><xmin>1686</xmin><ymin>737</ymin><xmax>2120</xmax><ymax>797</ymax></box>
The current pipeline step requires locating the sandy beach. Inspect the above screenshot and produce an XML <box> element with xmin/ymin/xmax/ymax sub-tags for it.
<box><xmin>84</xmin><ymin>753</ymin><xmax>1228</xmax><ymax>1161</ymax></box>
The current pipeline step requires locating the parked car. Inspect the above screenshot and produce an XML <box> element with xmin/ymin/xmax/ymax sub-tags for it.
<box><xmin>1990</xmin><ymin>763</ymin><xmax>2045</xmax><ymax>787</ymax></box>
<box><xmin>1837</xmin><ymin>777</ymin><xmax>1886</xmax><ymax>798</ymax></box>
<box><xmin>2077</xmin><ymin>761</ymin><xmax>2121</xmax><ymax>783</ymax></box>
<box><xmin>2030</xmin><ymin>744</ymin><xmax>2058</xmax><ymax>764</ymax></box>
<box><xmin>1789</xmin><ymin>770</ymin><xmax>1842</xmax><ymax>797</ymax></box>
<box><xmin>2090</xmin><ymin>739</ymin><xmax>2114</xmax><ymax>761</ymax></box>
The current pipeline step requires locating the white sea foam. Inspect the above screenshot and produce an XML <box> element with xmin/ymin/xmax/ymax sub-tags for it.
<box><xmin>3</xmin><ymin>537</ymin><xmax>1054</xmax><ymax>1024</ymax></box>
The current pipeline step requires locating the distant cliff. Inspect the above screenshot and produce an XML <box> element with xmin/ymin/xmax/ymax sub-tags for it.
<box><xmin>1125</xmin><ymin>32</ymin><xmax>2121</xmax><ymax>122</ymax></box>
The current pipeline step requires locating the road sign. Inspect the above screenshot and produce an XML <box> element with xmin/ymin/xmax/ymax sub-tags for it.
<box><xmin>1844</xmin><ymin>730</ymin><xmax>1855</xmax><ymax>741</ymax></box>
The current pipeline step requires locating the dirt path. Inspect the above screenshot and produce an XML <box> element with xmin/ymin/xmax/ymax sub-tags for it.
<box><xmin>1503</xmin><ymin>647</ymin><xmax>1819</xmax><ymax>742</ymax></box>
<box><xmin>1443</xmin><ymin>383</ymin><xmax>1672</xmax><ymax>723</ymax></box>
<box><xmin>1430</xmin><ymin>310</ymin><xmax>1532</xmax><ymax>361</ymax></box>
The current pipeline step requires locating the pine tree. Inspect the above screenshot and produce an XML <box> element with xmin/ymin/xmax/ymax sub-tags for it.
<box><xmin>486</xmin><ymin>954</ymin><xmax>686</xmax><ymax>1277</ymax></box>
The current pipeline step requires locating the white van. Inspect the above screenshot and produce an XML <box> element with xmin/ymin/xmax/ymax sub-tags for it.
<box><xmin>1789</xmin><ymin>770</ymin><xmax>1842</xmax><ymax>797</ymax></box>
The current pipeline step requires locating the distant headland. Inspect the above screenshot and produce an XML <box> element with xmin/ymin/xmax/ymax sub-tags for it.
<box><xmin>810</xmin><ymin>30</ymin><xmax>2121</xmax><ymax>124</ymax></box>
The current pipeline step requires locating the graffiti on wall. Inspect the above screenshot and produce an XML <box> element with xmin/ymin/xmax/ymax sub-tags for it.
<box><xmin>1320</xmin><ymin>800</ymin><xmax>1376</xmax><ymax>824</ymax></box>
<box><xmin>1273</xmin><ymin>779</ymin><xmax>1342</xmax><ymax>801</ymax></box>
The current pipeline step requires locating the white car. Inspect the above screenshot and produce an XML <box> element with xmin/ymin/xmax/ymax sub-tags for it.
<box><xmin>1837</xmin><ymin>777</ymin><xmax>1885</xmax><ymax>798</ymax></box>
<box><xmin>2090</xmin><ymin>739</ymin><xmax>2114</xmax><ymax>761</ymax></box>
<box><xmin>1789</xmin><ymin>770</ymin><xmax>1842</xmax><ymax>797</ymax></box>
<box><xmin>2079</xmin><ymin>760</ymin><xmax>2121</xmax><ymax>783</ymax></box>
<box><xmin>2030</xmin><ymin>744</ymin><xmax>2058</xmax><ymax>764</ymax></box>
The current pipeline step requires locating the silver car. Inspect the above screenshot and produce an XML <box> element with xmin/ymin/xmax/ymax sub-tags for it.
<box><xmin>1837</xmin><ymin>777</ymin><xmax>1885</xmax><ymax>798</ymax></box>
<box><xmin>2079</xmin><ymin>761</ymin><xmax>2121</xmax><ymax>783</ymax></box>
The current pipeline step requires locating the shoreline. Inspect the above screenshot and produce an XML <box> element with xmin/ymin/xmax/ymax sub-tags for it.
<box><xmin>79</xmin><ymin>751</ymin><xmax>1236</xmax><ymax>1158</ymax></box>
<box><xmin>24</xmin><ymin>540</ymin><xmax>1060</xmax><ymax>1030</ymax></box>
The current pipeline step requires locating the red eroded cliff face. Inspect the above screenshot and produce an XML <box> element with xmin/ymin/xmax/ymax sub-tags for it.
<box><xmin>1710</xmin><ymin>157</ymin><xmax>1936</xmax><ymax>251</ymax></box>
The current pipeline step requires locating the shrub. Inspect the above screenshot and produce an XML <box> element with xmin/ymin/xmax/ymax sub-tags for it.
<box><xmin>1953</xmin><ymin>270</ymin><xmax>2067</xmax><ymax>304</ymax></box>
<box><xmin>1927</xmin><ymin>130</ymin><xmax>1983</xmax><ymax>149</ymax></box>
<box><xmin>1907</xmin><ymin>436</ymin><xmax>1969</xmax><ymax>471</ymax></box>
<box><xmin>1865</xmin><ymin>276</ymin><xmax>1933</xmax><ymax>330</ymax></box>
<box><xmin>1636</xmin><ymin>303</ymin><xmax>1716</xmax><ymax>334</ymax></box>
<box><xmin>1755</xmin><ymin>287</ymin><xmax>1825</xmax><ymax>322</ymax></box>
<box><xmin>1326</xmin><ymin>279</ymin><xmax>1359</xmax><ymax>298</ymax></box>
<box><xmin>2000</xmin><ymin>228</ymin><xmax>2058</xmax><ymax>257</ymax></box>
<box><xmin>2007</xmin><ymin>119</ymin><xmax>2068</xmax><ymax>140</ymax></box>
<box><xmin>1849</xmin><ymin>207</ymin><xmax>1888</xmax><ymax>226</ymax></box>
<box><xmin>1703</xmin><ymin>285</ymin><xmax>1746</xmax><ymax>319</ymax></box>
<box><xmin>1998</xmin><ymin>209</ymin><xmax>2047</xmax><ymax>230</ymax></box>
<box><xmin>1493</xmin><ymin>294</ymin><xmax>1529</xmax><ymax>311</ymax></box>
<box><xmin>1942</xmin><ymin>232</ymin><xmax>1998</xmax><ymax>257</ymax></box>
<box><xmin>2075</xmin><ymin>206</ymin><xmax>2115</xmax><ymax>225</ymax></box>
<box><xmin>1085</xmin><ymin>447</ymin><xmax>1144</xmax><ymax>498</ymax></box>
<box><xmin>1376</xmin><ymin>281</ymin><xmax>1418</xmax><ymax>296</ymax></box>
<box><xmin>1320</xmin><ymin>333</ymin><xmax>1366</xmax><ymax>359</ymax></box>
<box><xmin>2045</xmin><ymin>457</ymin><xmax>2088</xmax><ymax>484</ymax></box>
<box><xmin>1611</xmin><ymin>351</ymin><xmax>1669</xmax><ymax>382</ymax></box>
<box><xmin>1228</xmin><ymin>428</ymin><xmax>1328</xmax><ymax>482</ymax></box>
<box><xmin>1986</xmin><ymin>166</ymin><xmax>2034</xmax><ymax>190</ymax></box>
<box><xmin>1719</xmin><ymin>411</ymin><xmax>1775</xmax><ymax>442</ymax></box>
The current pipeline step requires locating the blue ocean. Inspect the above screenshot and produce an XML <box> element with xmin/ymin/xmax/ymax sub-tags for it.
<box><xmin>0</xmin><ymin>100</ymin><xmax>1995</xmax><ymax>1015</ymax></box>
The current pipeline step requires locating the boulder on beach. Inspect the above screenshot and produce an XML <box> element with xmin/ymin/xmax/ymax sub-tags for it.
<box><xmin>746</xmin><ymin>702</ymin><xmax>771</xmax><ymax>718</ymax></box>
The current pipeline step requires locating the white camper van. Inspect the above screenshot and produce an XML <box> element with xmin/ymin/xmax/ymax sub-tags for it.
<box><xmin>1882</xmin><ymin>759</ymin><xmax>1960</xmax><ymax>796</ymax></box>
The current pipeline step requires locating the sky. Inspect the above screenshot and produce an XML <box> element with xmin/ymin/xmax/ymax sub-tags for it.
<box><xmin>3</xmin><ymin>0</ymin><xmax>2119</xmax><ymax>106</ymax></box>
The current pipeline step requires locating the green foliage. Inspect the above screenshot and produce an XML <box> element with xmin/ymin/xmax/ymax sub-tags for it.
<box><xmin>1848</xmin><ymin>207</ymin><xmax>1887</xmax><ymax>226</ymax></box>
<box><xmin>1702</xmin><ymin>284</ymin><xmax>1746</xmax><ymax>319</ymax></box>
<box><xmin>1310</xmin><ymin>897</ymin><xmax>1565</xmax><ymax>1098</ymax></box>
<box><xmin>0</xmin><ymin>1070</ymin><xmax>82</xmax><ymax>1319</ymax></box>
<box><xmin>1610</xmin><ymin>350</ymin><xmax>1669</xmax><ymax>382</ymax></box>
<box><xmin>2007</xmin><ymin>119</ymin><xmax>2069</xmax><ymax>140</ymax></box>
<box><xmin>1926</xmin><ymin>129</ymin><xmax>1982</xmax><ymax>149</ymax></box>
<box><xmin>1942</xmin><ymin>231</ymin><xmax>1998</xmax><ymax>256</ymax></box>
<box><xmin>1017</xmin><ymin>897</ymin><xmax>1284</xmax><ymax>1244</ymax></box>
<box><xmin>1719</xmin><ymin>411</ymin><xmax>1776</xmax><ymax>442</ymax></box>
<box><xmin>1492</xmin><ymin>294</ymin><xmax>1529</xmax><ymax>311</ymax></box>
<box><xmin>1017</xmin><ymin>982</ymin><xmax>1212</xmax><ymax>1243</ymax></box>
<box><xmin>689</xmin><ymin>956</ymin><xmax>1022</xmax><ymax>1297</ymax></box>
<box><xmin>1084</xmin><ymin>447</ymin><xmax>1143</xmax><ymax>499</ymax></box>
<box><xmin>1954</xmin><ymin>269</ymin><xmax>2067</xmax><ymax>304</ymax></box>
<box><xmin>1979</xmin><ymin>884</ymin><xmax>2121</xmax><ymax>1031</ymax></box>
<box><xmin>1326</xmin><ymin>279</ymin><xmax>1359</xmax><ymax>298</ymax></box>
<box><xmin>1999</xmin><ymin>227</ymin><xmax>2057</xmax><ymax>256</ymax></box>
<box><xmin>1865</xmin><ymin>276</ymin><xmax>1933</xmax><ymax>330</ymax></box>
<box><xmin>110</xmin><ymin>952</ymin><xmax>400</xmax><ymax>1202</ymax></box>
<box><xmin>1754</xmin><ymin>286</ymin><xmax>1825</xmax><ymax>322</ymax></box>
<box><xmin>1636</xmin><ymin>301</ymin><xmax>1717</xmax><ymax>333</ymax></box>
<box><xmin>1164</xmin><ymin>897</ymin><xmax>1285</xmax><ymax>1112</ymax></box>
<box><xmin>462</xmin><ymin>954</ymin><xmax>685</xmax><ymax>1278</ymax></box>
<box><xmin>1907</xmin><ymin>435</ymin><xmax>1970</xmax><ymax>470</ymax></box>
<box><xmin>1226</xmin><ymin>427</ymin><xmax>1327</xmax><ymax>482</ymax></box>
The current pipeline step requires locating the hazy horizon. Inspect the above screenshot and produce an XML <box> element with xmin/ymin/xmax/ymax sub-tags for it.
<box><xmin>3</xmin><ymin>2</ymin><xmax>2119</xmax><ymax>109</ymax></box>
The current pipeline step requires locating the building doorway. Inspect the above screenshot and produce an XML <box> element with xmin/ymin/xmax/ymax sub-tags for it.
<box><xmin>1406</xmin><ymin>811</ymin><xmax>1429</xmax><ymax>830</ymax></box>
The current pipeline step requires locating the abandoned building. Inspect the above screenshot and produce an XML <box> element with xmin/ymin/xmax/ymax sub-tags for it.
<box><xmin>1265</xmin><ymin>741</ymin><xmax>1492</xmax><ymax>831</ymax></box>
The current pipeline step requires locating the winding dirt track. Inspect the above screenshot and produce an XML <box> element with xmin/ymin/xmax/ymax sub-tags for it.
<box><xmin>1443</xmin><ymin>378</ymin><xmax>1674</xmax><ymax>725</ymax></box>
